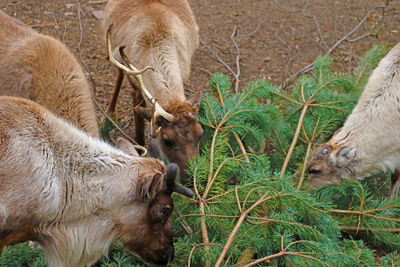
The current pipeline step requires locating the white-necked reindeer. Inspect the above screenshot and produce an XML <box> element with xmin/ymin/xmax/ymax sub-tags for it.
<box><xmin>308</xmin><ymin>42</ymin><xmax>400</xmax><ymax>198</ymax></box>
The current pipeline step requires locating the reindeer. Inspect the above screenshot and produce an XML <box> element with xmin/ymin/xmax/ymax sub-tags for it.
<box><xmin>101</xmin><ymin>0</ymin><xmax>203</xmax><ymax>183</ymax></box>
<box><xmin>0</xmin><ymin>11</ymin><xmax>99</xmax><ymax>137</ymax></box>
<box><xmin>307</xmin><ymin>42</ymin><xmax>400</xmax><ymax>198</ymax></box>
<box><xmin>0</xmin><ymin>96</ymin><xmax>193</xmax><ymax>266</ymax></box>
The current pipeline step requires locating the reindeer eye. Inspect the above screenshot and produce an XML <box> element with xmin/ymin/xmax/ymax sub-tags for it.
<box><xmin>163</xmin><ymin>138</ymin><xmax>175</xmax><ymax>147</ymax></box>
<box><xmin>322</xmin><ymin>148</ymin><xmax>329</xmax><ymax>155</ymax></box>
<box><xmin>160</xmin><ymin>206</ymin><xmax>171</xmax><ymax>217</ymax></box>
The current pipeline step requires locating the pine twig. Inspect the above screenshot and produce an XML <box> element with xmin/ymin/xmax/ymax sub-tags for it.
<box><xmin>233</xmin><ymin>132</ymin><xmax>250</xmax><ymax>163</ymax></box>
<box><xmin>243</xmin><ymin>236</ymin><xmax>330</xmax><ymax>267</ymax></box>
<box><xmin>297</xmin><ymin>117</ymin><xmax>320</xmax><ymax>189</ymax></box>
<box><xmin>214</xmin><ymin>194</ymin><xmax>294</xmax><ymax>267</ymax></box>
<box><xmin>280</xmin><ymin>84</ymin><xmax>311</xmax><ymax>177</ymax></box>
<box><xmin>277</xmin><ymin>80</ymin><xmax>339</xmax><ymax>177</ymax></box>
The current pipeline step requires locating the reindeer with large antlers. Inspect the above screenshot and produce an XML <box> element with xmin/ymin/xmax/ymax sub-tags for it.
<box><xmin>102</xmin><ymin>0</ymin><xmax>202</xmax><ymax>183</ymax></box>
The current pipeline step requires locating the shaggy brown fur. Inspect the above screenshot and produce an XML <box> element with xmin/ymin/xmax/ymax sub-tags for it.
<box><xmin>0</xmin><ymin>11</ymin><xmax>99</xmax><ymax>137</ymax></box>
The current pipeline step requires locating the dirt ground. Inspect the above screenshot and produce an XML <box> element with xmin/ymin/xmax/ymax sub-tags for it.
<box><xmin>0</xmin><ymin>0</ymin><xmax>399</xmax><ymax>135</ymax></box>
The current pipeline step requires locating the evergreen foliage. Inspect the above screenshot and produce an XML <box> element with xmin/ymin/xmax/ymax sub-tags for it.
<box><xmin>2</xmin><ymin>44</ymin><xmax>400</xmax><ymax>266</ymax></box>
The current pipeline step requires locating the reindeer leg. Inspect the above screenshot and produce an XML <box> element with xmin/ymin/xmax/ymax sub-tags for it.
<box><xmin>127</xmin><ymin>76</ymin><xmax>146</xmax><ymax>146</ymax></box>
<box><xmin>389</xmin><ymin>169</ymin><xmax>400</xmax><ymax>199</ymax></box>
<box><xmin>107</xmin><ymin>68</ymin><xmax>124</xmax><ymax>120</ymax></box>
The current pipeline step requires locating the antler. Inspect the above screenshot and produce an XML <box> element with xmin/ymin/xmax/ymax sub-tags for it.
<box><xmin>106</xmin><ymin>24</ymin><xmax>174</xmax><ymax>137</ymax></box>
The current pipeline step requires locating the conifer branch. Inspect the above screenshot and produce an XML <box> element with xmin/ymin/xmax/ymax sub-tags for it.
<box><xmin>187</xmin><ymin>243</ymin><xmax>223</xmax><ymax>267</ymax></box>
<box><xmin>298</xmin><ymin>117</ymin><xmax>320</xmax><ymax>189</ymax></box>
<box><xmin>214</xmin><ymin>194</ymin><xmax>294</xmax><ymax>267</ymax></box>
<box><xmin>280</xmin><ymin>84</ymin><xmax>309</xmax><ymax>177</ymax></box>
<box><xmin>243</xmin><ymin>237</ymin><xmax>330</xmax><ymax>267</ymax></box>
<box><xmin>233</xmin><ymin>132</ymin><xmax>250</xmax><ymax>163</ymax></box>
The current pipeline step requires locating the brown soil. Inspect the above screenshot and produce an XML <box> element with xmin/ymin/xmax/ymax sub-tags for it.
<box><xmin>1</xmin><ymin>0</ymin><xmax>399</xmax><ymax>135</ymax></box>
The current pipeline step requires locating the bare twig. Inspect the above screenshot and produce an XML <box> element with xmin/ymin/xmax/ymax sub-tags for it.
<box><xmin>201</xmin><ymin>39</ymin><xmax>236</xmax><ymax>77</ymax></box>
<box><xmin>75</xmin><ymin>0</ymin><xmax>98</xmax><ymax>94</ymax></box>
<box><xmin>230</xmin><ymin>26</ymin><xmax>241</xmax><ymax>92</ymax></box>
<box><xmin>280</xmin><ymin>99</ymin><xmax>309</xmax><ymax>177</ymax></box>
<box><xmin>278</xmin><ymin>3</ymin><xmax>389</xmax><ymax>89</ymax></box>
<box><xmin>30</xmin><ymin>20</ymin><xmax>75</xmax><ymax>28</ymax></box>
<box><xmin>89</xmin><ymin>0</ymin><xmax>107</xmax><ymax>4</ymax></box>
<box><xmin>201</xmin><ymin>25</ymin><xmax>241</xmax><ymax>92</ymax></box>
<box><xmin>271</xmin><ymin>0</ymin><xmax>328</xmax><ymax>50</ymax></box>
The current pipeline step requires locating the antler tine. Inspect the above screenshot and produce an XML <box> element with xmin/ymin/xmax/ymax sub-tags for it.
<box><xmin>150</xmin><ymin>102</ymin><xmax>161</xmax><ymax>138</ymax></box>
<box><xmin>106</xmin><ymin>24</ymin><xmax>174</xmax><ymax>126</ymax></box>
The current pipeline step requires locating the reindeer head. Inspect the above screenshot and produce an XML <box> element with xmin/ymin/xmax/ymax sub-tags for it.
<box><xmin>135</xmin><ymin>94</ymin><xmax>203</xmax><ymax>184</ymax></box>
<box><xmin>119</xmin><ymin>163</ymin><xmax>193</xmax><ymax>266</ymax></box>
<box><xmin>307</xmin><ymin>143</ymin><xmax>357</xmax><ymax>188</ymax></box>
<box><xmin>116</xmin><ymin>138</ymin><xmax>193</xmax><ymax>266</ymax></box>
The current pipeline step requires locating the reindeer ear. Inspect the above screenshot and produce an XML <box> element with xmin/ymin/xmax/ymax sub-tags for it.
<box><xmin>134</xmin><ymin>106</ymin><xmax>152</xmax><ymax>121</ymax></box>
<box><xmin>165</xmin><ymin>163</ymin><xmax>194</xmax><ymax>198</ymax></box>
<box><xmin>116</xmin><ymin>137</ymin><xmax>139</xmax><ymax>157</ymax></box>
<box><xmin>136</xmin><ymin>170</ymin><xmax>164</xmax><ymax>201</ymax></box>
<box><xmin>189</xmin><ymin>91</ymin><xmax>202</xmax><ymax>109</ymax></box>
<box><xmin>337</xmin><ymin>147</ymin><xmax>356</xmax><ymax>163</ymax></box>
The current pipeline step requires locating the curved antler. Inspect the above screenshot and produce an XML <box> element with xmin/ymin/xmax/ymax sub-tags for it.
<box><xmin>106</xmin><ymin>24</ymin><xmax>174</xmax><ymax>137</ymax></box>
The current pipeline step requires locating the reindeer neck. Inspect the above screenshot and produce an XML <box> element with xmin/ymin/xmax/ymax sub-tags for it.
<box><xmin>141</xmin><ymin>44</ymin><xmax>186</xmax><ymax>107</ymax></box>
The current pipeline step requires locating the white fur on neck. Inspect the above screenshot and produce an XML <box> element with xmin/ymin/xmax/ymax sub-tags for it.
<box><xmin>332</xmin><ymin>43</ymin><xmax>400</xmax><ymax>178</ymax></box>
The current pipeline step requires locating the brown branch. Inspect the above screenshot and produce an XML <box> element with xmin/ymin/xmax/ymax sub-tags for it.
<box><xmin>214</xmin><ymin>194</ymin><xmax>294</xmax><ymax>267</ymax></box>
<box><xmin>31</xmin><ymin>21</ymin><xmax>75</xmax><ymax>28</ymax></box>
<box><xmin>233</xmin><ymin>132</ymin><xmax>250</xmax><ymax>163</ymax></box>
<box><xmin>187</xmin><ymin>243</ymin><xmax>223</xmax><ymax>267</ymax></box>
<box><xmin>230</xmin><ymin>26</ymin><xmax>241</xmax><ymax>93</ymax></box>
<box><xmin>297</xmin><ymin>142</ymin><xmax>312</xmax><ymax>189</ymax></box>
<box><xmin>280</xmin><ymin>84</ymin><xmax>310</xmax><ymax>177</ymax></box>
<box><xmin>341</xmin><ymin>226</ymin><xmax>400</xmax><ymax>233</ymax></box>
<box><xmin>243</xmin><ymin>237</ymin><xmax>330</xmax><ymax>267</ymax></box>
<box><xmin>200</xmin><ymin>25</ymin><xmax>241</xmax><ymax>92</ymax></box>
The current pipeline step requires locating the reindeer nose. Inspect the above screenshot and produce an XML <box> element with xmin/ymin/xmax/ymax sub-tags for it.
<box><xmin>307</xmin><ymin>165</ymin><xmax>322</xmax><ymax>175</ymax></box>
<box><xmin>167</xmin><ymin>247</ymin><xmax>174</xmax><ymax>264</ymax></box>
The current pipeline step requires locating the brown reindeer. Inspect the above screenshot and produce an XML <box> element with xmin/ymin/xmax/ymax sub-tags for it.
<box><xmin>0</xmin><ymin>96</ymin><xmax>193</xmax><ymax>266</ymax></box>
<box><xmin>101</xmin><ymin>0</ymin><xmax>202</xmax><ymax>183</ymax></box>
<box><xmin>0</xmin><ymin>11</ymin><xmax>99</xmax><ymax>137</ymax></box>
